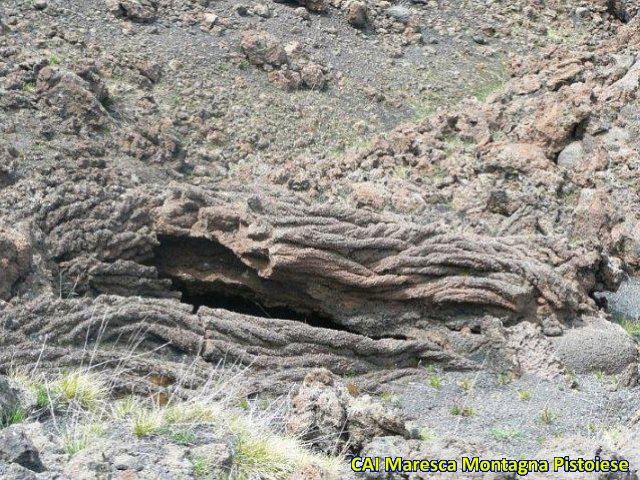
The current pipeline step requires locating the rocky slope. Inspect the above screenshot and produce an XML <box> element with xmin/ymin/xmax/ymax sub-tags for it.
<box><xmin>2</xmin><ymin>0</ymin><xmax>640</xmax><ymax>478</ymax></box>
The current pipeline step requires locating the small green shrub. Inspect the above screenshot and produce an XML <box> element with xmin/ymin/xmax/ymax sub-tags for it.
<box><xmin>517</xmin><ymin>389</ymin><xmax>532</xmax><ymax>401</ymax></box>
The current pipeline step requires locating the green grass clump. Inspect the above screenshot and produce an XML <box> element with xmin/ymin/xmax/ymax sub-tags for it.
<box><xmin>34</xmin><ymin>383</ymin><xmax>52</xmax><ymax>409</ymax></box>
<box><xmin>8</xmin><ymin>366</ymin><xmax>343</xmax><ymax>479</ymax></box>
<box><xmin>131</xmin><ymin>408</ymin><xmax>163</xmax><ymax>438</ymax></box>
<box><xmin>450</xmin><ymin>404</ymin><xmax>476</xmax><ymax>417</ymax></box>
<box><xmin>232</xmin><ymin>433</ymin><xmax>303</xmax><ymax>479</ymax></box>
<box><xmin>22</xmin><ymin>82</ymin><xmax>36</xmax><ymax>94</ymax></box>
<box><xmin>113</xmin><ymin>396</ymin><xmax>141</xmax><ymax>418</ymax></box>
<box><xmin>429</xmin><ymin>375</ymin><xmax>443</xmax><ymax>390</ymax></box>
<box><xmin>615</xmin><ymin>313</ymin><xmax>640</xmax><ymax>339</ymax></box>
<box><xmin>421</xmin><ymin>363</ymin><xmax>435</xmax><ymax>373</ymax></box>
<box><xmin>192</xmin><ymin>455</ymin><xmax>212</xmax><ymax>478</ymax></box>
<box><xmin>164</xmin><ymin>401</ymin><xmax>221</xmax><ymax>425</ymax></box>
<box><xmin>170</xmin><ymin>428</ymin><xmax>197</xmax><ymax>446</ymax></box>
<box><xmin>228</xmin><ymin>418</ymin><xmax>339</xmax><ymax>480</ymax></box>
<box><xmin>1</xmin><ymin>406</ymin><xmax>27</xmax><ymax>427</ymax></box>
<box><xmin>517</xmin><ymin>389</ymin><xmax>532</xmax><ymax>401</ymax></box>
<box><xmin>62</xmin><ymin>432</ymin><xmax>88</xmax><ymax>455</ymax></box>
<box><xmin>54</xmin><ymin>371</ymin><xmax>107</xmax><ymax>409</ymax></box>
<box><xmin>539</xmin><ymin>407</ymin><xmax>558</xmax><ymax>425</ymax></box>
<box><xmin>60</xmin><ymin>422</ymin><xmax>105</xmax><ymax>456</ymax></box>
<box><xmin>380</xmin><ymin>391</ymin><xmax>395</xmax><ymax>403</ymax></box>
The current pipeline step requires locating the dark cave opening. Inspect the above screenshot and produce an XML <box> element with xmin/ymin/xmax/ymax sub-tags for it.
<box><xmin>151</xmin><ymin>235</ymin><xmax>352</xmax><ymax>332</ymax></box>
<box><xmin>175</xmin><ymin>279</ymin><xmax>345</xmax><ymax>331</ymax></box>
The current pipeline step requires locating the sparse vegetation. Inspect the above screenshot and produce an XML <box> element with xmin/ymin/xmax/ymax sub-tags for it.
<box><xmin>131</xmin><ymin>408</ymin><xmax>163</xmax><ymax>438</ymax></box>
<box><xmin>60</xmin><ymin>421</ymin><xmax>106</xmax><ymax>456</ymax></box>
<box><xmin>164</xmin><ymin>401</ymin><xmax>221</xmax><ymax>425</ymax></box>
<box><xmin>497</xmin><ymin>371</ymin><xmax>513</xmax><ymax>386</ymax></box>
<box><xmin>458</xmin><ymin>378</ymin><xmax>474</xmax><ymax>393</ymax></box>
<box><xmin>5</xmin><ymin>365</ymin><xmax>341</xmax><ymax>477</ymax></box>
<box><xmin>429</xmin><ymin>375</ymin><xmax>443</xmax><ymax>390</ymax></box>
<box><xmin>55</xmin><ymin>370</ymin><xmax>107</xmax><ymax>409</ymax></box>
<box><xmin>419</xmin><ymin>427</ymin><xmax>434</xmax><ymax>442</ymax></box>
<box><xmin>380</xmin><ymin>391</ymin><xmax>395</xmax><ymax>403</ymax></box>
<box><xmin>113</xmin><ymin>396</ymin><xmax>141</xmax><ymax>418</ymax></box>
<box><xmin>34</xmin><ymin>383</ymin><xmax>52</xmax><ymax>409</ymax></box>
<box><xmin>490</xmin><ymin>426</ymin><xmax>523</xmax><ymax>442</ymax></box>
<box><xmin>432</xmin><ymin>165</ymin><xmax>448</xmax><ymax>178</ymax></box>
<box><xmin>517</xmin><ymin>389</ymin><xmax>532</xmax><ymax>401</ymax></box>
<box><xmin>539</xmin><ymin>407</ymin><xmax>558</xmax><ymax>425</ymax></box>
<box><xmin>230</xmin><ymin>425</ymin><xmax>339</xmax><ymax>480</ymax></box>
<box><xmin>344</xmin><ymin>368</ymin><xmax>358</xmax><ymax>378</ymax></box>
<box><xmin>1</xmin><ymin>405</ymin><xmax>27</xmax><ymax>427</ymax></box>
<box><xmin>614</xmin><ymin>313</ymin><xmax>640</xmax><ymax>339</ymax></box>
<box><xmin>191</xmin><ymin>455</ymin><xmax>212</xmax><ymax>479</ymax></box>
<box><xmin>564</xmin><ymin>368</ymin><xmax>578</xmax><ymax>389</ymax></box>
<box><xmin>22</xmin><ymin>82</ymin><xmax>36</xmax><ymax>94</ymax></box>
<box><xmin>62</xmin><ymin>431</ymin><xmax>89</xmax><ymax>455</ymax></box>
<box><xmin>422</xmin><ymin>363</ymin><xmax>436</xmax><ymax>375</ymax></box>
<box><xmin>546</xmin><ymin>28</ymin><xmax>563</xmax><ymax>43</ymax></box>
<box><xmin>450</xmin><ymin>403</ymin><xmax>476</xmax><ymax>417</ymax></box>
<box><xmin>170</xmin><ymin>428</ymin><xmax>198</xmax><ymax>446</ymax></box>
<box><xmin>473</xmin><ymin>79</ymin><xmax>504</xmax><ymax>102</ymax></box>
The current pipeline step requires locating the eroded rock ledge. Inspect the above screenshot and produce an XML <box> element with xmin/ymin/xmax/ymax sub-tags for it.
<box><xmin>2</xmin><ymin>3</ymin><xmax>640</xmax><ymax>394</ymax></box>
